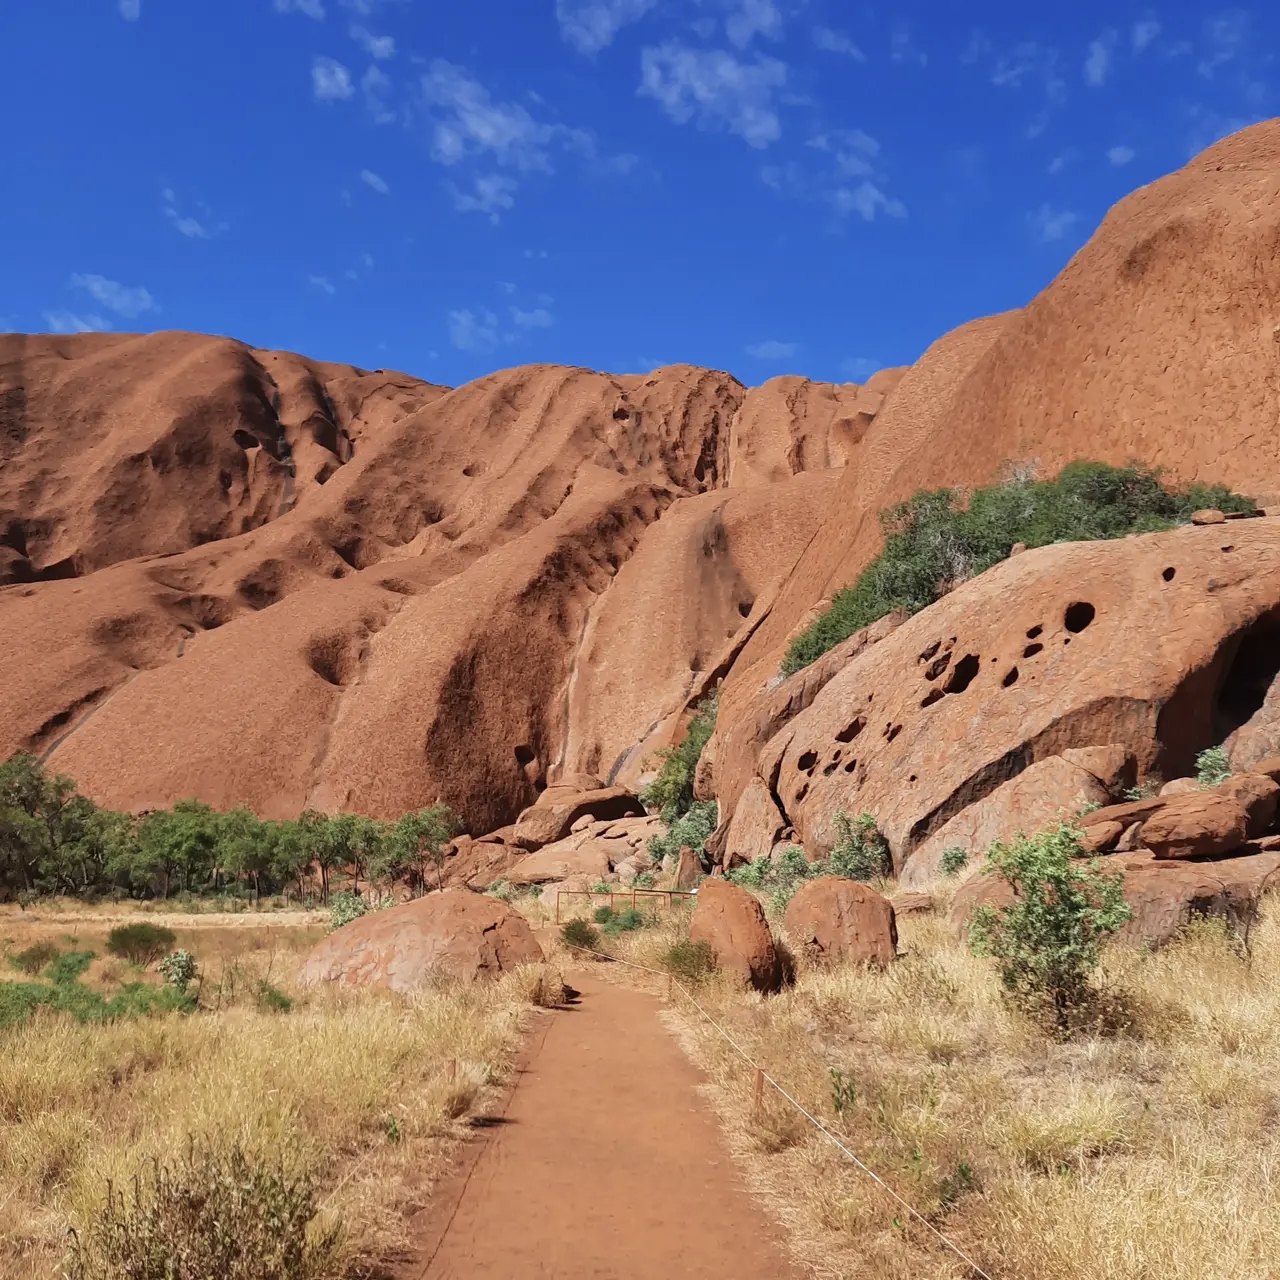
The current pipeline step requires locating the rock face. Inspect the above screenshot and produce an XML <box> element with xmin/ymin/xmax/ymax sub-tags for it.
<box><xmin>1141</xmin><ymin>793</ymin><xmax>1251</xmax><ymax>860</ymax></box>
<box><xmin>783</xmin><ymin>877</ymin><xmax>898</xmax><ymax>966</ymax></box>
<box><xmin>722</xmin><ymin>776</ymin><xmax>785</xmax><ymax>870</ymax></box>
<box><xmin>298</xmin><ymin>890</ymin><xmax>543</xmax><ymax>991</ymax></box>
<box><xmin>512</xmin><ymin>787</ymin><xmax>645</xmax><ymax>851</ymax></box>
<box><xmin>688</xmin><ymin>879</ymin><xmax>783</xmax><ymax>992</ymax></box>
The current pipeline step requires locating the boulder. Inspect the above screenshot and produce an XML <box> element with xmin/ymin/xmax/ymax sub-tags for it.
<box><xmin>888</xmin><ymin>890</ymin><xmax>934</xmax><ymax>915</ymax></box>
<box><xmin>536</xmin><ymin>774</ymin><xmax>607</xmax><ymax>805</ymax></box>
<box><xmin>947</xmin><ymin>870</ymin><xmax>1016</xmax><ymax>937</ymax></box>
<box><xmin>1080</xmin><ymin>795</ymin><xmax>1168</xmax><ymax>829</ymax></box>
<box><xmin>512</xmin><ymin>787</ymin><xmax>646</xmax><ymax>851</ymax></box>
<box><xmin>901</xmin><ymin>756</ymin><xmax>1108</xmax><ymax>888</ymax></box>
<box><xmin>1080</xmin><ymin>820</ymin><xmax>1125</xmax><ymax>854</ymax></box>
<box><xmin>722</xmin><ymin>776</ymin><xmax>786</xmax><ymax>869</ymax></box>
<box><xmin>1141</xmin><ymin>792</ymin><xmax>1250</xmax><ymax>859</ymax></box>
<box><xmin>1191</xmin><ymin>509</ymin><xmax>1226</xmax><ymax>525</ymax></box>
<box><xmin>1159</xmin><ymin>777</ymin><xmax>1200</xmax><ymax>796</ymax></box>
<box><xmin>688</xmin><ymin>879</ymin><xmax>783</xmax><ymax>992</ymax></box>
<box><xmin>298</xmin><ymin>890</ymin><xmax>543</xmax><ymax>991</ymax></box>
<box><xmin>508</xmin><ymin>833</ymin><xmax>614</xmax><ymax>885</ymax></box>
<box><xmin>1215</xmin><ymin>772</ymin><xmax>1280</xmax><ymax>835</ymax></box>
<box><xmin>440</xmin><ymin>838</ymin><xmax>518</xmax><ymax>891</ymax></box>
<box><xmin>675</xmin><ymin>845</ymin><xmax>702</xmax><ymax>890</ymax></box>
<box><xmin>783</xmin><ymin>876</ymin><xmax>898</xmax><ymax>967</ymax></box>
<box><xmin>693</xmin><ymin>731</ymin><xmax>718</xmax><ymax>802</ymax></box>
<box><xmin>1060</xmin><ymin>745</ymin><xmax>1137</xmax><ymax>794</ymax></box>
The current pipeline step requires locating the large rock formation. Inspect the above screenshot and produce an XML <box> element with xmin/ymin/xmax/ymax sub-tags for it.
<box><xmin>688</xmin><ymin>878</ymin><xmax>784</xmax><ymax>992</ymax></box>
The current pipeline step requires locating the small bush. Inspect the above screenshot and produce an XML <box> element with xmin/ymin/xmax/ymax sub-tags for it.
<box><xmin>940</xmin><ymin>845</ymin><xmax>969</xmax><ymax>877</ymax></box>
<box><xmin>647</xmin><ymin>798</ymin><xmax>718</xmax><ymax>866</ymax></box>
<box><xmin>561</xmin><ymin>918</ymin><xmax>601</xmax><ymax>951</ymax></box>
<box><xmin>1195</xmin><ymin>745</ymin><xmax>1232</xmax><ymax>789</ymax></box>
<box><xmin>327</xmin><ymin>891</ymin><xmax>369</xmax><ymax>931</ymax></box>
<box><xmin>828</xmin><ymin>811</ymin><xmax>891</xmax><ymax>881</ymax></box>
<box><xmin>967</xmin><ymin>824</ymin><xmax>1132</xmax><ymax>1034</ymax></box>
<box><xmin>592</xmin><ymin>905</ymin><xmax>614</xmax><ymax>924</ymax></box>
<box><xmin>64</xmin><ymin>1141</ymin><xmax>341</xmax><ymax>1280</ymax></box>
<box><xmin>106</xmin><ymin>923</ymin><xmax>177</xmax><ymax>967</ymax></box>
<box><xmin>46</xmin><ymin>949</ymin><xmax>95</xmax><ymax>984</ymax></box>
<box><xmin>256</xmin><ymin>980</ymin><xmax>293</xmax><ymax>1013</ymax></box>
<box><xmin>641</xmin><ymin>693</ymin><xmax>718</xmax><ymax>822</ymax></box>
<box><xmin>10</xmin><ymin>941</ymin><xmax>60</xmax><ymax>975</ymax></box>
<box><xmin>158</xmin><ymin>949</ymin><xmax>197</xmax><ymax>991</ymax></box>
<box><xmin>600</xmin><ymin>907</ymin><xmax>646</xmax><ymax>935</ymax></box>
<box><xmin>663</xmin><ymin>939</ymin><xmax>717</xmax><ymax>983</ymax></box>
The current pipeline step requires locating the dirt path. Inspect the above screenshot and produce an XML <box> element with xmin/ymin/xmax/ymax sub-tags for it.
<box><xmin>407</xmin><ymin>970</ymin><xmax>802</xmax><ymax>1279</ymax></box>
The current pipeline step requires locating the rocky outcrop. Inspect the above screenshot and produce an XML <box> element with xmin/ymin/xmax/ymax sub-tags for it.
<box><xmin>722</xmin><ymin>777</ymin><xmax>786</xmax><ymax>871</ymax></box>
<box><xmin>512</xmin><ymin>787</ymin><xmax>646</xmax><ymax>851</ymax></box>
<box><xmin>688</xmin><ymin>879</ymin><xmax>783</xmax><ymax>993</ymax></box>
<box><xmin>298</xmin><ymin>890</ymin><xmax>543</xmax><ymax>990</ymax></box>
<box><xmin>783</xmin><ymin>877</ymin><xmax>898</xmax><ymax>967</ymax></box>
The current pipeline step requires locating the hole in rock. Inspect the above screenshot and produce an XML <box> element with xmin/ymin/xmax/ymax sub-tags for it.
<box><xmin>1214</xmin><ymin>617</ymin><xmax>1280</xmax><ymax>741</ymax></box>
<box><xmin>924</xmin><ymin>653</ymin><xmax>952</xmax><ymax>681</ymax></box>
<box><xmin>737</xmin><ymin>600</ymin><xmax>753</xmax><ymax>618</ymax></box>
<box><xmin>843</xmin><ymin>759</ymin><xmax>857</xmax><ymax>773</ymax></box>
<box><xmin>795</xmin><ymin>782</ymin><xmax>809</xmax><ymax>802</ymax></box>
<box><xmin>1023</xmin><ymin>642</ymin><xmax>1044</xmax><ymax>658</ymax></box>
<box><xmin>908</xmin><ymin>774</ymin><xmax>917</xmax><ymax>783</ymax></box>
<box><xmin>534</xmin><ymin>778</ymin><xmax>547</xmax><ymax>792</ymax></box>
<box><xmin>1162</xmin><ymin>567</ymin><xmax>1176</xmax><ymax>582</ymax></box>
<box><xmin>462</xmin><ymin>464</ymin><xmax>476</xmax><ymax>477</ymax></box>
<box><xmin>943</xmin><ymin>654</ymin><xmax>981</xmax><ymax>695</ymax></box>
<box><xmin>1026</xmin><ymin>624</ymin><xmax>1043</xmax><ymax>639</ymax></box>
<box><xmin>823</xmin><ymin>760</ymin><xmax>840</xmax><ymax>776</ymax></box>
<box><xmin>920</xmin><ymin>688</ymin><xmax>944</xmax><ymax>709</ymax></box>
<box><xmin>886</xmin><ymin>724</ymin><xmax>903</xmax><ymax>743</ymax></box>
<box><xmin>835</xmin><ymin>717</ymin><xmax>865</xmax><ymax>743</ymax></box>
<box><xmin>232</xmin><ymin>428</ymin><xmax>259</xmax><ymax>450</ymax></box>
<box><xmin>919</xmin><ymin>640</ymin><xmax>941</xmax><ymax>663</ymax></box>
<box><xmin>1064</xmin><ymin>601</ymin><xmax>1096</xmax><ymax>633</ymax></box>
<box><xmin>1002</xmin><ymin>666</ymin><xmax>1020</xmax><ymax>687</ymax></box>
<box><xmin>514</xmin><ymin>745</ymin><xmax>536</xmax><ymax>767</ymax></box>
<box><xmin>798</xmin><ymin>750</ymin><xmax>819</xmax><ymax>774</ymax></box>
<box><xmin>307</xmin><ymin>635</ymin><xmax>357</xmax><ymax>687</ymax></box>
<box><xmin>1222</xmin><ymin>545</ymin><xmax>1235</xmax><ymax>553</ymax></box>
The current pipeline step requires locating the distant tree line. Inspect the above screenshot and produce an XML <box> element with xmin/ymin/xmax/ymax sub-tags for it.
<box><xmin>0</xmin><ymin>753</ymin><xmax>458</xmax><ymax>904</ymax></box>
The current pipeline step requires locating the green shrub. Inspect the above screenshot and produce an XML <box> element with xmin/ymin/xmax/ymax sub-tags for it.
<box><xmin>158</xmin><ymin>949</ymin><xmax>197</xmax><ymax>992</ymax></box>
<box><xmin>939</xmin><ymin>846</ymin><xmax>969</xmax><ymax>877</ymax></box>
<box><xmin>599</xmin><ymin>907</ymin><xmax>646</xmax><ymax>936</ymax></box>
<box><xmin>327</xmin><ymin>891</ymin><xmax>369</xmax><ymax>931</ymax></box>
<box><xmin>46</xmin><ymin>949</ymin><xmax>95</xmax><ymax>984</ymax></box>
<box><xmin>64</xmin><ymin>1141</ymin><xmax>341</xmax><ymax>1280</ymax></box>
<box><xmin>10</xmin><ymin>940</ymin><xmax>60</xmax><ymax>975</ymax></box>
<box><xmin>106</xmin><ymin>923</ymin><xmax>177</xmax><ymax>967</ymax></box>
<box><xmin>0</xmin><ymin>973</ymin><xmax>193</xmax><ymax>1029</ymax></box>
<box><xmin>640</xmin><ymin>694</ymin><xmax>718</xmax><ymax>822</ymax></box>
<box><xmin>647</xmin><ymin>799</ymin><xmax>718</xmax><ymax>866</ymax></box>
<box><xmin>828</xmin><ymin>811</ymin><xmax>891</xmax><ymax>881</ymax></box>
<box><xmin>592</xmin><ymin>905</ymin><xmax>614</xmax><ymax>924</ymax></box>
<box><xmin>728</xmin><ymin>844</ymin><xmax>816</xmax><ymax>911</ymax></box>
<box><xmin>782</xmin><ymin>462</ymin><xmax>1255</xmax><ymax>675</ymax></box>
<box><xmin>1195</xmin><ymin>745</ymin><xmax>1231</xmax><ymax>789</ymax></box>
<box><xmin>967</xmin><ymin>824</ymin><xmax>1132</xmax><ymax>1034</ymax></box>
<box><xmin>255</xmin><ymin>981</ymin><xmax>292</xmax><ymax>1013</ymax></box>
<box><xmin>560</xmin><ymin>918</ymin><xmax>600</xmax><ymax>951</ymax></box>
<box><xmin>662</xmin><ymin>939</ymin><xmax>717</xmax><ymax>983</ymax></box>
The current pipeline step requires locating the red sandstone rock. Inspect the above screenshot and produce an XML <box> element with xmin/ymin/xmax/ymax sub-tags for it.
<box><xmin>512</xmin><ymin>787</ymin><xmax>645</xmax><ymax>851</ymax></box>
<box><xmin>507</xmin><ymin>833</ymin><xmax>615</xmax><ymax>886</ymax></box>
<box><xmin>1141</xmin><ymin>793</ymin><xmax>1251</xmax><ymax>860</ymax></box>
<box><xmin>688</xmin><ymin>879</ymin><xmax>783</xmax><ymax>992</ymax></box>
<box><xmin>676</xmin><ymin>845</ymin><xmax>702</xmax><ymax>890</ymax></box>
<box><xmin>1060</xmin><ymin>746</ymin><xmax>1137</xmax><ymax>794</ymax></box>
<box><xmin>722</xmin><ymin>777</ymin><xmax>785</xmax><ymax>869</ymax></box>
<box><xmin>298</xmin><ymin>890</ymin><xmax>543</xmax><ymax>990</ymax></box>
<box><xmin>783</xmin><ymin>876</ymin><xmax>898</xmax><ymax>966</ymax></box>
<box><xmin>1215</xmin><ymin>773</ymin><xmax>1280</xmax><ymax>836</ymax></box>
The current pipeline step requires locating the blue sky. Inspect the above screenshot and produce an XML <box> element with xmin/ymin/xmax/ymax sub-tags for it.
<box><xmin>1</xmin><ymin>2</ymin><xmax>1274</xmax><ymax>387</ymax></box>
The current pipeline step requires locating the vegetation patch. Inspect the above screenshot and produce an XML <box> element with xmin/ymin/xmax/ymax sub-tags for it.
<box><xmin>782</xmin><ymin>461</ymin><xmax>1255</xmax><ymax>675</ymax></box>
<box><xmin>641</xmin><ymin>693</ymin><xmax>718</xmax><ymax>823</ymax></box>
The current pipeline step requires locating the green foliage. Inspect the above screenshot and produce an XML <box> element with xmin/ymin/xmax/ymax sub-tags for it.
<box><xmin>829</xmin><ymin>1068</ymin><xmax>857</xmax><ymax>1115</ymax></box>
<box><xmin>939</xmin><ymin>846</ymin><xmax>969</xmax><ymax>877</ymax></box>
<box><xmin>10</xmin><ymin>940</ymin><xmax>60</xmax><ymax>975</ymax></box>
<box><xmin>46</xmin><ymin>948</ymin><xmax>95</xmax><ymax>984</ymax></box>
<box><xmin>64</xmin><ymin>1141</ymin><xmax>341</xmax><ymax>1280</ymax></box>
<box><xmin>327</xmin><ymin>890</ymin><xmax>370</xmax><ymax>932</ymax></box>
<box><xmin>106</xmin><ymin>923</ymin><xmax>177</xmax><ymax>967</ymax></box>
<box><xmin>938</xmin><ymin>1162</ymin><xmax>978</xmax><ymax>1210</ymax></box>
<box><xmin>0</xmin><ymin>961</ymin><xmax>194</xmax><ymax>1029</ymax></box>
<box><xmin>594</xmin><ymin>905</ymin><xmax>647</xmax><ymax>936</ymax></box>
<box><xmin>967</xmin><ymin>824</ymin><xmax>1132</xmax><ymax>1033</ymax></box>
<box><xmin>640</xmin><ymin>694</ymin><xmax>718</xmax><ymax>823</ymax></box>
<box><xmin>782</xmin><ymin>461</ymin><xmax>1256</xmax><ymax>675</ymax></box>
<box><xmin>158</xmin><ymin>949</ymin><xmax>198</xmax><ymax>992</ymax></box>
<box><xmin>828</xmin><ymin>811</ymin><xmax>891</xmax><ymax>881</ymax></box>
<box><xmin>1195</xmin><ymin>746</ymin><xmax>1232</xmax><ymax>789</ymax></box>
<box><xmin>560</xmin><ymin>918</ymin><xmax>600</xmax><ymax>951</ymax></box>
<box><xmin>255</xmin><ymin>981</ymin><xmax>293</xmax><ymax>1013</ymax></box>
<box><xmin>592</xmin><ymin>904</ymin><xmax>614</xmax><ymax>924</ymax></box>
<box><xmin>647</xmin><ymin>799</ymin><xmax>718</xmax><ymax>867</ymax></box>
<box><xmin>661</xmin><ymin>939</ymin><xmax>717</xmax><ymax>983</ymax></box>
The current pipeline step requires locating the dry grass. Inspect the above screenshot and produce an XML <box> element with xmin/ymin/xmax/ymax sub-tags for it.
<box><xmin>580</xmin><ymin>892</ymin><xmax>1280</xmax><ymax>1280</ymax></box>
<box><xmin>0</xmin><ymin>904</ymin><xmax>561</xmax><ymax>1280</ymax></box>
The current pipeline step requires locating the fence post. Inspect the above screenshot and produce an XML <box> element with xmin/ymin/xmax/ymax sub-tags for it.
<box><xmin>752</xmin><ymin>1068</ymin><xmax>765</xmax><ymax>1114</ymax></box>
<box><xmin>555</xmin><ymin>892</ymin><xmax>561</xmax><ymax>924</ymax></box>
<box><xmin>449</xmin><ymin>1057</ymin><xmax>458</xmax><ymax>1083</ymax></box>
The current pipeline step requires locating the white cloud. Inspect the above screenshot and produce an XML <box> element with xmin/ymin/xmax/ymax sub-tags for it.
<box><xmin>350</xmin><ymin>24</ymin><xmax>395</xmax><ymax>58</ymax></box>
<box><xmin>1084</xmin><ymin>28</ymin><xmax>1117</xmax><ymax>86</ymax></box>
<box><xmin>161</xmin><ymin>188</ymin><xmax>218</xmax><ymax>238</ymax></box>
<box><xmin>768</xmin><ymin>129</ymin><xmax>905</xmax><ymax>221</ymax></box>
<box><xmin>1198</xmin><ymin>12</ymin><xmax>1249</xmax><ymax>78</ymax></box>
<box><xmin>275</xmin><ymin>0</ymin><xmax>325</xmax><ymax>17</ymax></box>
<box><xmin>1132</xmin><ymin>19</ymin><xmax>1161</xmax><ymax>53</ymax></box>
<box><xmin>556</xmin><ymin>0</ymin><xmax>657</xmax><ymax>55</ymax></box>
<box><xmin>44</xmin><ymin>311</ymin><xmax>112</xmax><ymax>334</ymax></box>
<box><xmin>833</xmin><ymin>181</ymin><xmax>905</xmax><ymax>221</ymax></box>
<box><xmin>360</xmin><ymin>168</ymin><xmax>389</xmax><ymax>193</ymax></box>
<box><xmin>726</xmin><ymin>0</ymin><xmax>782</xmax><ymax>50</ymax></box>
<box><xmin>813</xmin><ymin>27</ymin><xmax>865</xmax><ymax>61</ymax></box>
<box><xmin>313</xmin><ymin>56</ymin><xmax>355</xmax><ymax>101</ymax></box>
<box><xmin>70</xmin><ymin>273</ymin><xmax>156</xmax><ymax>318</ymax></box>
<box><xmin>309</xmin><ymin>275</ymin><xmax>336</xmax><ymax>295</ymax></box>
<box><xmin>1030</xmin><ymin>203</ymin><xmax>1080</xmax><ymax>242</ymax></box>
<box><xmin>1108</xmin><ymin>144</ymin><xmax>1135</xmax><ymax>166</ymax></box>
<box><xmin>512</xmin><ymin>306</ymin><xmax>554</xmax><ymax>328</ymax></box>
<box><xmin>1048</xmin><ymin>152</ymin><xmax>1069</xmax><ymax>174</ymax></box>
<box><xmin>746</xmin><ymin>339</ymin><xmax>796</xmax><ymax>359</ymax></box>
<box><xmin>639</xmin><ymin>43</ymin><xmax>787</xmax><ymax>148</ymax></box>
<box><xmin>449</xmin><ymin>307</ymin><xmax>499</xmax><ymax>351</ymax></box>
<box><xmin>451</xmin><ymin>173</ymin><xmax>519</xmax><ymax>220</ymax></box>
<box><xmin>362</xmin><ymin>64</ymin><xmax>396</xmax><ymax>123</ymax></box>
<box><xmin>118</xmin><ymin>0</ymin><xmax>141</xmax><ymax>20</ymax></box>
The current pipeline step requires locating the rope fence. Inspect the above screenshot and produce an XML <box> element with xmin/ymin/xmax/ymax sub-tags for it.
<box><xmin>560</xmin><ymin>941</ymin><xmax>993</xmax><ymax>1280</ymax></box>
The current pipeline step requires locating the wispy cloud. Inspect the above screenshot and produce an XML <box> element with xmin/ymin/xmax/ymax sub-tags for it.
<box><xmin>813</xmin><ymin>27</ymin><xmax>865</xmax><ymax>61</ymax></box>
<box><xmin>841</xmin><ymin>356</ymin><xmax>880</xmax><ymax>380</ymax></box>
<box><xmin>350</xmin><ymin>24</ymin><xmax>395</xmax><ymax>58</ymax></box>
<box><xmin>118</xmin><ymin>0</ymin><xmax>141</xmax><ymax>20</ymax></box>
<box><xmin>1108</xmin><ymin>144</ymin><xmax>1135</xmax><ymax>166</ymax></box>
<box><xmin>1030</xmin><ymin>203</ymin><xmax>1079</xmax><ymax>243</ymax></box>
<box><xmin>274</xmin><ymin>0</ymin><xmax>325</xmax><ymax>17</ymax></box>
<box><xmin>70</xmin><ymin>273</ymin><xmax>156</xmax><ymax>318</ymax></box>
<box><xmin>512</xmin><ymin>306</ymin><xmax>554</xmax><ymax>328</ymax></box>
<box><xmin>794</xmin><ymin>129</ymin><xmax>907</xmax><ymax>221</ymax></box>
<box><xmin>449</xmin><ymin>307</ymin><xmax>499</xmax><ymax>351</ymax></box>
<box><xmin>450</xmin><ymin>174</ymin><xmax>519</xmax><ymax>220</ymax></box>
<box><xmin>360</xmin><ymin>168</ymin><xmax>389</xmax><ymax>193</ymax></box>
<box><xmin>1198</xmin><ymin>11</ymin><xmax>1249</xmax><ymax>78</ymax></box>
<box><xmin>313</xmin><ymin>56</ymin><xmax>355</xmax><ymax>101</ymax></box>
<box><xmin>639</xmin><ymin>42</ymin><xmax>787</xmax><ymax>148</ymax></box>
<box><xmin>1084</xmin><ymin>28</ymin><xmax>1117</xmax><ymax>86</ymax></box>
<box><xmin>362</xmin><ymin>65</ymin><xmax>396</xmax><ymax>123</ymax></box>
<box><xmin>556</xmin><ymin>0</ymin><xmax>656</xmax><ymax>55</ymax></box>
<box><xmin>746</xmin><ymin>339</ymin><xmax>797</xmax><ymax>359</ymax></box>
<box><xmin>1132</xmin><ymin>18</ymin><xmax>1161</xmax><ymax>53</ymax></box>
<box><xmin>726</xmin><ymin>0</ymin><xmax>783</xmax><ymax>50</ymax></box>
<box><xmin>162</xmin><ymin>188</ymin><xmax>223</xmax><ymax>239</ymax></box>
<box><xmin>309</xmin><ymin>275</ymin><xmax>336</xmax><ymax>295</ymax></box>
<box><xmin>44</xmin><ymin>312</ymin><xmax>112</xmax><ymax>334</ymax></box>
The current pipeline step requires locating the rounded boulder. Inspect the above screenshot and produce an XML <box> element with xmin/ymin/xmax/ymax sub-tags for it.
<box><xmin>783</xmin><ymin>876</ymin><xmax>898</xmax><ymax>967</ymax></box>
<box><xmin>298</xmin><ymin>889</ymin><xmax>544</xmax><ymax>992</ymax></box>
<box><xmin>688</xmin><ymin>879</ymin><xmax>783</xmax><ymax>993</ymax></box>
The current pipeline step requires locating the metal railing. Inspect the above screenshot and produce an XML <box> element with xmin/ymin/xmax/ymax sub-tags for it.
<box><xmin>553</xmin><ymin>887</ymin><xmax>696</xmax><ymax>923</ymax></box>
